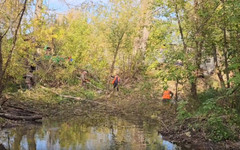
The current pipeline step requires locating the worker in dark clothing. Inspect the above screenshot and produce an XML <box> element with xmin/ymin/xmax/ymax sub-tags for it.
<box><xmin>111</xmin><ymin>74</ymin><xmax>120</xmax><ymax>91</ymax></box>
<box><xmin>25</xmin><ymin>70</ymin><xmax>34</xmax><ymax>89</ymax></box>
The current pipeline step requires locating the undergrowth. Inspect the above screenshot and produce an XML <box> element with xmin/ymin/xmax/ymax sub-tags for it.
<box><xmin>177</xmin><ymin>88</ymin><xmax>240</xmax><ymax>142</ymax></box>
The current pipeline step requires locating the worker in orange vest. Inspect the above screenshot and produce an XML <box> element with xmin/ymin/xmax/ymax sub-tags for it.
<box><xmin>111</xmin><ymin>74</ymin><xmax>120</xmax><ymax>91</ymax></box>
<box><xmin>162</xmin><ymin>87</ymin><xmax>174</xmax><ymax>103</ymax></box>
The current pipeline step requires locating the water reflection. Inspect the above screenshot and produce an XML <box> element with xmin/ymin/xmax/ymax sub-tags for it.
<box><xmin>0</xmin><ymin>117</ymin><xmax>177</xmax><ymax>150</ymax></box>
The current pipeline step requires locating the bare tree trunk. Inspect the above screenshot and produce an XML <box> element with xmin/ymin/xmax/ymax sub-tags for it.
<box><xmin>190</xmin><ymin>0</ymin><xmax>203</xmax><ymax>101</ymax></box>
<box><xmin>221</xmin><ymin>0</ymin><xmax>230</xmax><ymax>88</ymax></box>
<box><xmin>190</xmin><ymin>38</ymin><xmax>203</xmax><ymax>101</ymax></box>
<box><xmin>35</xmin><ymin>0</ymin><xmax>43</xmax><ymax>19</ymax></box>
<box><xmin>212</xmin><ymin>43</ymin><xmax>225</xmax><ymax>88</ymax></box>
<box><xmin>131</xmin><ymin>0</ymin><xmax>153</xmax><ymax>76</ymax></box>
<box><xmin>223</xmin><ymin>27</ymin><xmax>230</xmax><ymax>88</ymax></box>
<box><xmin>110</xmin><ymin>47</ymin><xmax>119</xmax><ymax>74</ymax></box>
<box><xmin>174</xmin><ymin>1</ymin><xmax>187</xmax><ymax>52</ymax></box>
<box><xmin>110</xmin><ymin>32</ymin><xmax>125</xmax><ymax>74</ymax></box>
<box><xmin>191</xmin><ymin>42</ymin><xmax>200</xmax><ymax>100</ymax></box>
<box><xmin>175</xmin><ymin>78</ymin><xmax>179</xmax><ymax>101</ymax></box>
<box><xmin>0</xmin><ymin>38</ymin><xmax>3</xmax><ymax>96</ymax></box>
<box><xmin>133</xmin><ymin>0</ymin><xmax>152</xmax><ymax>55</ymax></box>
<box><xmin>191</xmin><ymin>81</ymin><xmax>197</xmax><ymax>100</ymax></box>
<box><xmin>236</xmin><ymin>25</ymin><xmax>240</xmax><ymax>73</ymax></box>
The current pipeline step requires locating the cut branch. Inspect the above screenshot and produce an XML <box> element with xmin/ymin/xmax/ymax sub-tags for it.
<box><xmin>0</xmin><ymin>113</ymin><xmax>42</xmax><ymax>121</ymax></box>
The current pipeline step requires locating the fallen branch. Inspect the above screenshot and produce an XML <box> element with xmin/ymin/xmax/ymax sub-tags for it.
<box><xmin>40</xmin><ymin>86</ymin><xmax>84</xmax><ymax>100</ymax></box>
<box><xmin>59</xmin><ymin>94</ymin><xmax>83</xmax><ymax>100</ymax></box>
<box><xmin>0</xmin><ymin>96</ymin><xmax>8</xmax><ymax>106</ymax></box>
<box><xmin>40</xmin><ymin>86</ymin><xmax>117</xmax><ymax>110</ymax></box>
<box><xmin>5</xmin><ymin>104</ymin><xmax>40</xmax><ymax>114</ymax></box>
<box><xmin>159</xmin><ymin>119</ymin><xmax>169</xmax><ymax>132</ymax></box>
<box><xmin>0</xmin><ymin>112</ymin><xmax>42</xmax><ymax>121</ymax></box>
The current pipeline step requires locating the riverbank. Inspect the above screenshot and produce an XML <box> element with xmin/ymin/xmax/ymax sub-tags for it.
<box><xmin>1</xmin><ymin>84</ymin><xmax>240</xmax><ymax>150</ymax></box>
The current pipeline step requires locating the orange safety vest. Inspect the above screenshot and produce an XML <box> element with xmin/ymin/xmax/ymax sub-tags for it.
<box><xmin>162</xmin><ymin>90</ymin><xmax>171</xmax><ymax>99</ymax></box>
<box><xmin>112</xmin><ymin>76</ymin><xmax>120</xmax><ymax>84</ymax></box>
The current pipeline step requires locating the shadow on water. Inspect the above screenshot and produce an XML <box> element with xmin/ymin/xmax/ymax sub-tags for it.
<box><xmin>0</xmin><ymin>115</ymin><xmax>179</xmax><ymax>150</ymax></box>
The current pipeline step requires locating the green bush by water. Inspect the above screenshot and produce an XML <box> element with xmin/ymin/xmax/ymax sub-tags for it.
<box><xmin>177</xmin><ymin>89</ymin><xmax>240</xmax><ymax>141</ymax></box>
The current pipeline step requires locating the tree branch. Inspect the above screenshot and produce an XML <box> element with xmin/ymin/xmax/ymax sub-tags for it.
<box><xmin>1</xmin><ymin>0</ymin><xmax>28</xmax><ymax>79</ymax></box>
<box><xmin>0</xmin><ymin>6</ymin><xmax>22</xmax><ymax>38</ymax></box>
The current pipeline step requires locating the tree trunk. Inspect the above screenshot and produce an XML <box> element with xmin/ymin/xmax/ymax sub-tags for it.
<box><xmin>190</xmin><ymin>0</ymin><xmax>203</xmax><ymax>101</ymax></box>
<box><xmin>137</xmin><ymin>0</ymin><xmax>152</xmax><ymax>55</ymax></box>
<box><xmin>174</xmin><ymin>1</ymin><xmax>187</xmax><ymax>52</ymax></box>
<box><xmin>110</xmin><ymin>47</ymin><xmax>119</xmax><ymax>74</ymax></box>
<box><xmin>236</xmin><ymin>25</ymin><xmax>240</xmax><ymax>73</ymax></box>
<box><xmin>35</xmin><ymin>0</ymin><xmax>43</xmax><ymax>19</ymax></box>
<box><xmin>110</xmin><ymin>32</ymin><xmax>125</xmax><ymax>74</ymax></box>
<box><xmin>132</xmin><ymin>0</ymin><xmax>152</xmax><ymax>76</ymax></box>
<box><xmin>223</xmin><ymin>27</ymin><xmax>230</xmax><ymax>88</ymax></box>
<box><xmin>175</xmin><ymin>78</ymin><xmax>179</xmax><ymax>101</ymax></box>
<box><xmin>0</xmin><ymin>38</ymin><xmax>3</xmax><ymax>97</ymax></box>
<box><xmin>212</xmin><ymin>43</ymin><xmax>225</xmax><ymax>88</ymax></box>
<box><xmin>222</xmin><ymin>0</ymin><xmax>230</xmax><ymax>88</ymax></box>
<box><xmin>191</xmin><ymin>81</ymin><xmax>198</xmax><ymax>100</ymax></box>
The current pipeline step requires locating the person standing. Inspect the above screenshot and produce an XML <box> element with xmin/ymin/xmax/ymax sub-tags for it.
<box><xmin>25</xmin><ymin>70</ymin><xmax>34</xmax><ymax>89</ymax></box>
<box><xmin>162</xmin><ymin>87</ymin><xmax>174</xmax><ymax>103</ymax></box>
<box><xmin>81</xmin><ymin>70</ymin><xmax>88</xmax><ymax>87</ymax></box>
<box><xmin>111</xmin><ymin>74</ymin><xmax>120</xmax><ymax>91</ymax></box>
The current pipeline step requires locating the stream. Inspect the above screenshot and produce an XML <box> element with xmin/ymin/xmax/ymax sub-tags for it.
<box><xmin>0</xmin><ymin>116</ymin><xmax>179</xmax><ymax>150</ymax></box>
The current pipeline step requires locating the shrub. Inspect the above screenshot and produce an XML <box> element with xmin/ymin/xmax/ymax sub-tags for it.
<box><xmin>177</xmin><ymin>100</ymin><xmax>192</xmax><ymax>120</ymax></box>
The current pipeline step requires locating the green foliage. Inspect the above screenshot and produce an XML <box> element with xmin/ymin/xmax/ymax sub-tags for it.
<box><xmin>198</xmin><ymin>88</ymin><xmax>220</xmax><ymax>103</ymax></box>
<box><xmin>177</xmin><ymin>100</ymin><xmax>192</xmax><ymax>120</ymax></box>
<box><xmin>66</xmin><ymin>78</ymin><xmax>80</xmax><ymax>86</ymax></box>
<box><xmin>179</xmin><ymin>89</ymin><xmax>240</xmax><ymax>141</ymax></box>
<box><xmin>140</xmin><ymin>81</ymin><xmax>152</xmax><ymax>91</ymax></box>
<box><xmin>4</xmin><ymin>83</ymin><xmax>21</xmax><ymax>93</ymax></box>
<box><xmin>90</xmin><ymin>80</ymin><xmax>105</xmax><ymax>90</ymax></box>
<box><xmin>197</xmin><ymin>98</ymin><xmax>233</xmax><ymax>141</ymax></box>
<box><xmin>83</xmin><ymin>90</ymin><xmax>95</xmax><ymax>100</ymax></box>
<box><xmin>206</xmin><ymin>115</ymin><xmax>233</xmax><ymax>142</ymax></box>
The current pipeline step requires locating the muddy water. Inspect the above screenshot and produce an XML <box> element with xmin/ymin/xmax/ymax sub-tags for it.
<box><xmin>0</xmin><ymin>116</ymin><xmax>178</xmax><ymax>150</ymax></box>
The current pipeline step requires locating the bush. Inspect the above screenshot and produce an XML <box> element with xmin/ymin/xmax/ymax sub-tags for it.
<box><xmin>206</xmin><ymin>115</ymin><xmax>233</xmax><ymax>141</ymax></box>
<box><xmin>198</xmin><ymin>88</ymin><xmax>219</xmax><ymax>103</ymax></box>
<box><xmin>196</xmin><ymin>93</ymin><xmax>238</xmax><ymax>141</ymax></box>
<box><xmin>177</xmin><ymin>100</ymin><xmax>192</xmax><ymax>120</ymax></box>
<box><xmin>177</xmin><ymin>89</ymin><xmax>240</xmax><ymax>141</ymax></box>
